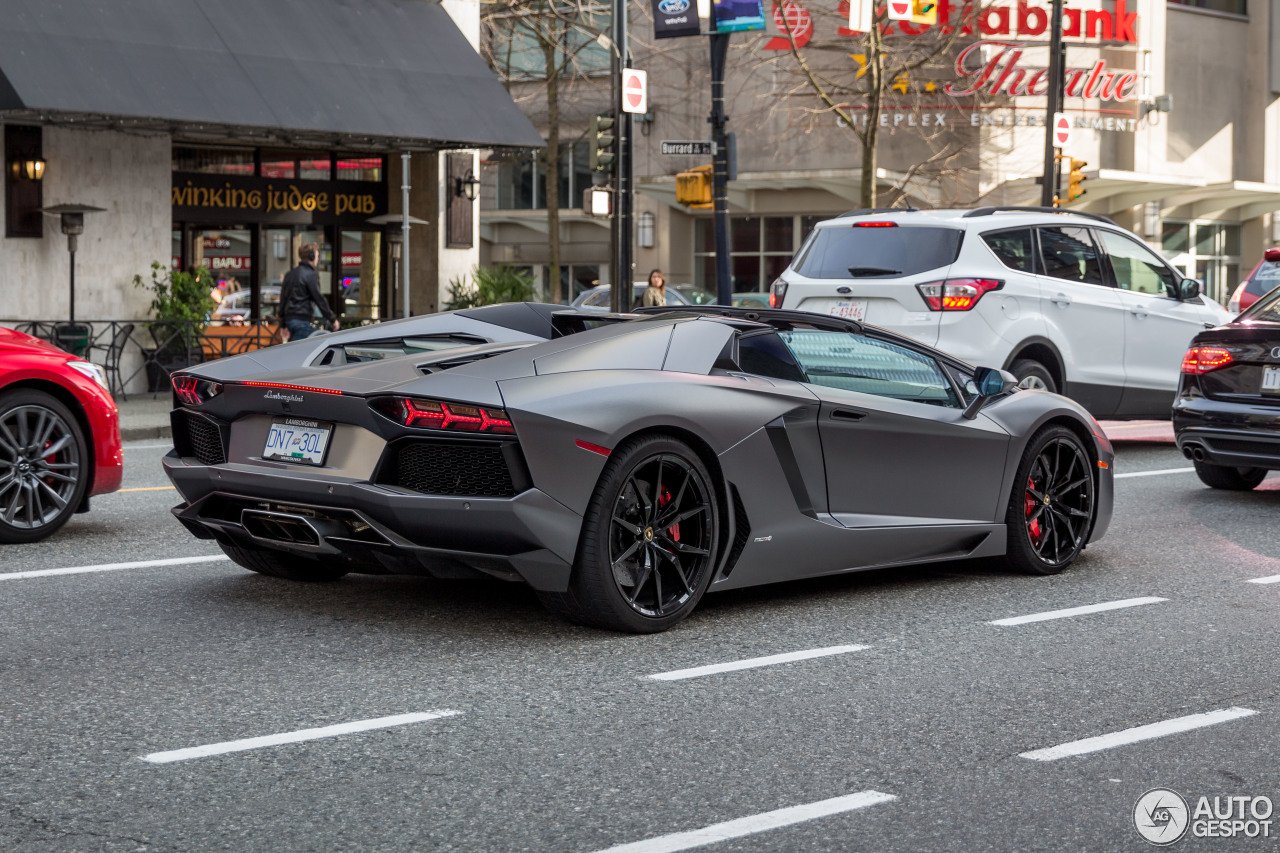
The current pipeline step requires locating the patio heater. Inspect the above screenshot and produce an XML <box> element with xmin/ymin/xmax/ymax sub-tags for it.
<box><xmin>40</xmin><ymin>203</ymin><xmax>105</xmax><ymax>323</ymax></box>
<box><xmin>367</xmin><ymin>213</ymin><xmax>428</xmax><ymax>318</ymax></box>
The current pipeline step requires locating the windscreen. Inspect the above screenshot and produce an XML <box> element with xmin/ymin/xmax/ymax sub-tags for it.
<box><xmin>791</xmin><ymin>225</ymin><xmax>963</xmax><ymax>279</ymax></box>
<box><xmin>1247</xmin><ymin>261</ymin><xmax>1280</xmax><ymax>297</ymax></box>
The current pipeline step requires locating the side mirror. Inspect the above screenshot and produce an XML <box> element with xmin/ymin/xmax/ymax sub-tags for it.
<box><xmin>1178</xmin><ymin>278</ymin><xmax>1202</xmax><ymax>300</ymax></box>
<box><xmin>963</xmin><ymin>366</ymin><xmax>1018</xmax><ymax>420</ymax></box>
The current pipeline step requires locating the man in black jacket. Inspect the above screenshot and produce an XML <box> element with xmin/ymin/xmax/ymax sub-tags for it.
<box><xmin>279</xmin><ymin>242</ymin><xmax>339</xmax><ymax>341</ymax></box>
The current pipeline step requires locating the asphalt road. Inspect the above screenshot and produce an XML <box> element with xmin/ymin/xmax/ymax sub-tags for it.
<box><xmin>2</xmin><ymin>432</ymin><xmax>1279</xmax><ymax>851</ymax></box>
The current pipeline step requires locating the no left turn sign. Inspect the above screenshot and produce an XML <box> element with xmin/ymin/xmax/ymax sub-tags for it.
<box><xmin>1053</xmin><ymin>112</ymin><xmax>1071</xmax><ymax>148</ymax></box>
<box><xmin>622</xmin><ymin>68</ymin><xmax>648</xmax><ymax>115</ymax></box>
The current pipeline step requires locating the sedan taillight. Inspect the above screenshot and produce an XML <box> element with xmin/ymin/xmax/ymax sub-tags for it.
<box><xmin>373</xmin><ymin>397</ymin><xmax>515</xmax><ymax>434</ymax></box>
<box><xmin>916</xmin><ymin>278</ymin><xmax>1003</xmax><ymax>311</ymax></box>
<box><xmin>1181</xmin><ymin>346</ymin><xmax>1234</xmax><ymax>374</ymax></box>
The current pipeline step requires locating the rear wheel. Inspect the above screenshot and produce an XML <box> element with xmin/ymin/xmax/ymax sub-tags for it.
<box><xmin>1010</xmin><ymin>359</ymin><xmax>1057</xmax><ymax>394</ymax></box>
<box><xmin>1001</xmin><ymin>425</ymin><xmax>1095</xmax><ymax>575</ymax></box>
<box><xmin>218</xmin><ymin>541</ymin><xmax>349</xmax><ymax>582</ymax></box>
<box><xmin>539</xmin><ymin>434</ymin><xmax>719</xmax><ymax>633</ymax></box>
<box><xmin>1193</xmin><ymin>461</ymin><xmax>1267</xmax><ymax>491</ymax></box>
<box><xmin>0</xmin><ymin>389</ymin><xmax>89</xmax><ymax>544</ymax></box>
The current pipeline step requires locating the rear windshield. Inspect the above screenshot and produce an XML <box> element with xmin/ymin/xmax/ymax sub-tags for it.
<box><xmin>1248</xmin><ymin>261</ymin><xmax>1280</xmax><ymax>296</ymax></box>
<box><xmin>791</xmin><ymin>224</ymin><xmax>963</xmax><ymax>279</ymax></box>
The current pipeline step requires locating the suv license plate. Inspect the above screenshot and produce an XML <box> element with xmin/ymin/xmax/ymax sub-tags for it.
<box><xmin>825</xmin><ymin>299</ymin><xmax>867</xmax><ymax>321</ymax></box>
<box><xmin>1264</xmin><ymin>366</ymin><xmax>1280</xmax><ymax>393</ymax></box>
<box><xmin>263</xmin><ymin>419</ymin><xmax>332</xmax><ymax>465</ymax></box>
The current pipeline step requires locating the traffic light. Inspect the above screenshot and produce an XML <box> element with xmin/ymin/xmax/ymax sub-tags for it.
<box><xmin>909</xmin><ymin>0</ymin><xmax>937</xmax><ymax>25</ymax></box>
<box><xmin>1067</xmin><ymin>158</ymin><xmax>1088</xmax><ymax>202</ymax></box>
<box><xmin>589</xmin><ymin>113</ymin><xmax>616</xmax><ymax>172</ymax></box>
<box><xmin>675</xmin><ymin>165</ymin><xmax>713</xmax><ymax>209</ymax></box>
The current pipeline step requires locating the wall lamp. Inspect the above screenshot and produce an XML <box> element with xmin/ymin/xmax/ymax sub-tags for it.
<box><xmin>1140</xmin><ymin>93</ymin><xmax>1173</xmax><ymax>123</ymax></box>
<box><xmin>454</xmin><ymin>169</ymin><xmax>481</xmax><ymax>202</ymax></box>
<box><xmin>10</xmin><ymin>157</ymin><xmax>45</xmax><ymax>181</ymax></box>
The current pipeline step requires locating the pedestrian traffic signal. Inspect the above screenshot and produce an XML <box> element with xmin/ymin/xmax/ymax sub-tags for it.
<box><xmin>676</xmin><ymin>165</ymin><xmax>713</xmax><ymax>209</ymax></box>
<box><xmin>589</xmin><ymin>113</ymin><xmax>616</xmax><ymax>171</ymax></box>
<box><xmin>1067</xmin><ymin>158</ymin><xmax>1088</xmax><ymax>201</ymax></box>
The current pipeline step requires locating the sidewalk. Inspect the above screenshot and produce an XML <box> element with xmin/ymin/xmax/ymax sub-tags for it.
<box><xmin>116</xmin><ymin>394</ymin><xmax>173</xmax><ymax>442</ymax></box>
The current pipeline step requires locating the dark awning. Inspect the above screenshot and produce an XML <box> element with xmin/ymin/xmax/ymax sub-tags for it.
<box><xmin>0</xmin><ymin>0</ymin><xmax>544</xmax><ymax>150</ymax></box>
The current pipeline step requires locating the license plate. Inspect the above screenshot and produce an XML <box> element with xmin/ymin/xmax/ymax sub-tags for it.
<box><xmin>1264</xmin><ymin>366</ymin><xmax>1280</xmax><ymax>393</ymax></box>
<box><xmin>263</xmin><ymin>418</ymin><xmax>332</xmax><ymax>465</ymax></box>
<box><xmin>824</xmin><ymin>299</ymin><xmax>868</xmax><ymax>321</ymax></box>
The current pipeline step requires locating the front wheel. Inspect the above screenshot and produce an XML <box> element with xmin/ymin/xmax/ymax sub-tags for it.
<box><xmin>1193</xmin><ymin>461</ymin><xmax>1267</xmax><ymax>491</ymax></box>
<box><xmin>539</xmin><ymin>434</ymin><xmax>720</xmax><ymax>633</ymax></box>
<box><xmin>0</xmin><ymin>389</ymin><xmax>89</xmax><ymax>544</ymax></box>
<box><xmin>1001</xmin><ymin>425</ymin><xmax>1096</xmax><ymax>575</ymax></box>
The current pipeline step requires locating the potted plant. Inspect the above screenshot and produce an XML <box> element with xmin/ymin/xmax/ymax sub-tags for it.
<box><xmin>444</xmin><ymin>265</ymin><xmax>539</xmax><ymax>309</ymax></box>
<box><xmin>133</xmin><ymin>262</ymin><xmax>217</xmax><ymax>391</ymax></box>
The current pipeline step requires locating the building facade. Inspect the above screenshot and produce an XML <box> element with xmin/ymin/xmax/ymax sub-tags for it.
<box><xmin>482</xmin><ymin>0</ymin><xmax>1280</xmax><ymax>306</ymax></box>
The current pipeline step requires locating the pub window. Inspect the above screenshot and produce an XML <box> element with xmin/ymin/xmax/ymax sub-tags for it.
<box><xmin>336</xmin><ymin>156</ymin><xmax>383</xmax><ymax>182</ymax></box>
<box><xmin>172</xmin><ymin>146</ymin><xmax>255</xmax><ymax>175</ymax></box>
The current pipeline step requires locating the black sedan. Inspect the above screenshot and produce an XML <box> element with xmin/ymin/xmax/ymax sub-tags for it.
<box><xmin>163</xmin><ymin>303</ymin><xmax>1114</xmax><ymax>633</ymax></box>
<box><xmin>1174</xmin><ymin>288</ymin><xmax>1280</xmax><ymax>489</ymax></box>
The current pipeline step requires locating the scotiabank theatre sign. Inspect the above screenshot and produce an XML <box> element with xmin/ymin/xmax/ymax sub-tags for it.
<box><xmin>764</xmin><ymin>0</ymin><xmax>1141</xmax><ymax>105</ymax></box>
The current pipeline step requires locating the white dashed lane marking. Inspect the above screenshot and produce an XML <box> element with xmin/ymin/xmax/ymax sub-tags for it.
<box><xmin>988</xmin><ymin>597</ymin><xmax>1167</xmax><ymax>627</ymax></box>
<box><xmin>591</xmin><ymin>790</ymin><xmax>897</xmax><ymax>853</ymax></box>
<box><xmin>140</xmin><ymin>710</ymin><xmax>463</xmax><ymax>764</ymax></box>
<box><xmin>1114</xmin><ymin>467</ymin><xmax>1195</xmax><ymax>479</ymax></box>
<box><xmin>1019</xmin><ymin>708</ymin><xmax>1258</xmax><ymax>761</ymax></box>
<box><xmin>646</xmin><ymin>645</ymin><xmax>870</xmax><ymax>681</ymax></box>
<box><xmin>0</xmin><ymin>555</ymin><xmax>229</xmax><ymax>581</ymax></box>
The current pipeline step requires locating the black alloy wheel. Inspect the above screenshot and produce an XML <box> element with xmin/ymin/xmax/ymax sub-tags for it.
<box><xmin>540</xmin><ymin>434</ymin><xmax>720</xmax><ymax>633</ymax></box>
<box><xmin>1002</xmin><ymin>425</ymin><xmax>1095</xmax><ymax>575</ymax></box>
<box><xmin>0</xmin><ymin>389</ymin><xmax>89</xmax><ymax>544</ymax></box>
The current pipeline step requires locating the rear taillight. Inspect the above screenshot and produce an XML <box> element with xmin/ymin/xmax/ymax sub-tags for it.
<box><xmin>853</xmin><ymin>221</ymin><xmax>897</xmax><ymax>227</ymax></box>
<box><xmin>172</xmin><ymin>374</ymin><xmax>223</xmax><ymax>406</ymax></box>
<box><xmin>769</xmin><ymin>277</ymin><xmax>788</xmax><ymax>309</ymax></box>
<box><xmin>1181</xmin><ymin>346</ymin><xmax>1234</xmax><ymax>374</ymax></box>
<box><xmin>916</xmin><ymin>278</ymin><xmax>1003</xmax><ymax>311</ymax></box>
<box><xmin>373</xmin><ymin>397</ymin><xmax>515</xmax><ymax>434</ymax></box>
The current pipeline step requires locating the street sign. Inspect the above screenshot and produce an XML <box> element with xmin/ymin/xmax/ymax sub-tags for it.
<box><xmin>661</xmin><ymin>140</ymin><xmax>716</xmax><ymax>155</ymax></box>
<box><xmin>846</xmin><ymin>0</ymin><xmax>872</xmax><ymax>32</ymax></box>
<box><xmin>886</xmin><ymin>0</ymin><xmax>912</xmax><ymax>21</ymax></box>
<box><xmin>622</xmin><ymin>69</ymin><xmax>648</xmax><ymax>115</ymax></box>
<box><xmin>1053</xmin><ymin>112</ymin><xmax>1072</xmax><ymax>148</ymax></box>
<box><xmin>652</xmin><ymin>0</ymin><xmax>700</xmax><ymax>38</ymax></box>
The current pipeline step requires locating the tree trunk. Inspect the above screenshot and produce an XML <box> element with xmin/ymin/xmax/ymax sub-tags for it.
<box><xmin>860</xmin><ymin>21</ymin><xmax>885</xmax><ymax>209</ymax></box>
<box><xmin>543</xmin><ymin>33</ymin><xmax>563</xmax><ymax>303</ymax></box>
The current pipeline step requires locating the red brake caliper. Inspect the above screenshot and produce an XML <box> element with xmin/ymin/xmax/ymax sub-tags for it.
<box><xmin>659</xmin><ymin>487</ymin><xmax>680</xmax><ymax>542</ymax></box>
<box><xmin>1024</xmin><ymin>477</ymin><xmax>1041</xmax><ymax>543</ymax></box>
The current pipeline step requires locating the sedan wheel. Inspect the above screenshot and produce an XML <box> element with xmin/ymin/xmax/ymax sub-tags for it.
<box><xmin>0</xmin><ymin>390</ymin><xmax>89</xmax><ymax>544</ymax></box>
<box><xmin>540</xmin><ymin>434</ymin><xmax>719</xmax><ymax>633</ymax></box>
<box><xmin>1002</xmin><ymin>425</ymin><xmax>1095</xmax><ymax>575</ymax></box>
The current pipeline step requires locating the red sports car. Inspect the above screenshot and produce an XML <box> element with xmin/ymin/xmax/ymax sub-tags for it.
<box><xmin>0</xmin><ymin>327</ymin><xmax>122</xmax><ymax>542</ymax></box>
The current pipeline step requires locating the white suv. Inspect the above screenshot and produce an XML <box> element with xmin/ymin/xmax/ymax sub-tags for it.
<box><xmin>770</xmin><ymin>206</ymin><xmax>1231</xmax><ymax>419</ymax></box>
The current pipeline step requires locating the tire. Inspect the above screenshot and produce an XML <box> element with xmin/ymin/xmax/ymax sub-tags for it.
<box><xmin>1010</xmin><ymin>359</ymin><xmax>1057</xmax><ymax>394</ymax></box>
<box><xmin>1000</xmin><ymin>425</ymin><xmax>1096</xmax><ymax>576</ymax></box>
<box><xmin>218</xmin><ymin>541</ymin><xmax>349</xmax><ymax>582</ymax></box>
<box><xmin>539</xmin><ymin>434</ymin><xmax>720</xmax><ymax>633</ymax></box>
<box><xmin>0</xmin><ymin>389</ymin><xmax>90</xmax><ymax>544</ymax></box>
<box><xmin>1193</xmin><ymin>460</ymin><xmax>1267</xmax><ymax>491</ymax></box>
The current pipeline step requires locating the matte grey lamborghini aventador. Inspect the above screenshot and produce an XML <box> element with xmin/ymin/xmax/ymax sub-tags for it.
<box><xmin>163</xmin><ymin>303</ymin><xmax>1114</xmax><ymax>633</ymax></box>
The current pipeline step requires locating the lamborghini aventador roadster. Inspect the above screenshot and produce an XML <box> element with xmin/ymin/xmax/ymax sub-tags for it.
<box><xmin>162</xmin><ymin>303</ymin><xmax>1113</xmax><ymax>633</ymax></box>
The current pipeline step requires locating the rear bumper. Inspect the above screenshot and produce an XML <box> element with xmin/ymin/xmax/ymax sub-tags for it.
<box><xmin>1173</xmin><ymin>395</ymin><xmax>1280</xmax><ymax>469</ymax></box>
<box><xmin>162</xmin><ymin>451</ymin><xmax>581</xmax><ymax>591</ymax></box>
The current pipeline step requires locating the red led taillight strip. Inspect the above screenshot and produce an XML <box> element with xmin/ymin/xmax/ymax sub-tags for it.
<box><xmin>241</xmin><ymin>381</ymin><xmax>344</xmax><ymax>395</ymax></box>
<box><xmin>1181</xmin><ymin>346</ymin><xmax>1233</xmax><ymax>375</ymax></box>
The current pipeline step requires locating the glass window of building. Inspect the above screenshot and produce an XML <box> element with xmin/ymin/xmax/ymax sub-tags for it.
<box><xmin>493</xmin><ymin>143</ymin><xmax>591</xmax><ymax>210</ymax></box>
<box><xmin>1167</xmin><ymin>0</ymin><xmax>1245</xmax><ymax>15</ymax></box>
<box><xmin>336</xmin><ymin>156</ymin><xmax>383</xmax><ymax>182</ymax></box>
<box><xmin>484</xmin><ymin>16</ymin><xmax>610</xmax><ymax>81</ymax></box>
<box><xmin>1160</xmin><ymin>221</ymin><xmax>1241</xmax><ymax>304</ymax></box>
<box><xmin>172</xmin><ymin>146</ymin><xmax>255</xmax><ymax>175</ymax></box>
<box><xmin>695</xmin><ymin>215</ymin><xmax>809</xmax><ymax>293</ymax></box>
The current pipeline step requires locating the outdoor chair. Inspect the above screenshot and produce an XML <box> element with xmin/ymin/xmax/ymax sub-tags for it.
<box><xmin>96</xmin><ymin>322</ymin><xmax>134</xmax><ymax>400</ymax></box>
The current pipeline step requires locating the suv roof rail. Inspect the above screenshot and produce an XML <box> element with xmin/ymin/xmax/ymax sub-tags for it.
<box><xmin>838</xmin><ymin>207</ymin><xmax>917</xmax><ymax>218</ymax></box>
<box><xmin>962</xmin><ymin>206</ymin><xmax>1115</xmax><ymax>225</ymax></box>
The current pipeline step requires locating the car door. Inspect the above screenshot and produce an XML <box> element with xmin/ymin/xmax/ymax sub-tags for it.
<box><xmin>1033</xmin><ymin>225</ymin><xmax>1126</xmax><ymax>414</ymax></box>
<box><xmin>1095</xmin><ymin>229</ymin><xmax>1214</xmax><ymax>415</ymax></box>
<box><xmin>778</xmin><ymin>327</ymin><xmax>1012</xmax><ymax>527</ymax></box>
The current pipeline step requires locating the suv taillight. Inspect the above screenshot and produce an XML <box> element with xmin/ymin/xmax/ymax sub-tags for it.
<box><xmin>769</xmin><ymin>277</ymin><xmax>788</xmax><ymax>309</ymax></box>
<box><xmin>916</xmin><ymin>278</ymin><xmax>1003</xmax><ymax>311</ymax></box>
<box><xmin>372</xmin><ymin>397</ymin><xmax>515</xmax><ymax>434</ymax></box>
<box><xmin>1181</xmin><ymin>346</ymin><xmax>1234</xmax><ymax>374</ymax></box>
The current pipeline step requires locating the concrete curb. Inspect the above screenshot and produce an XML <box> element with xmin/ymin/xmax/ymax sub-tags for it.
<box><xmin>121</xmin><ymin>426</ymin><xmax>171</xmax><ymax>443</ymax></box>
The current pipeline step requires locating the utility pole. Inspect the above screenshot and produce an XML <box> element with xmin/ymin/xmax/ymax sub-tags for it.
<box><xmin>709</xmin><ymin>32</ymin><xmax>731</xmax><ymax>306</ymax></box>
<box><xmin>1039</xmin><ymin>0</ymin><xmax>1065</xmax><ymax>208</ymax></box>
<box><xmin>609</xmin><ymin>0</ymin><xmax>633</xmax><ymax>313</ymax></box>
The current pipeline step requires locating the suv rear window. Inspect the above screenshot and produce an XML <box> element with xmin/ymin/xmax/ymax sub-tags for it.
<box><xmin>791</xmin><ymin>225</ymin><xmax>963</xmax><ymax>279</ymax></box>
